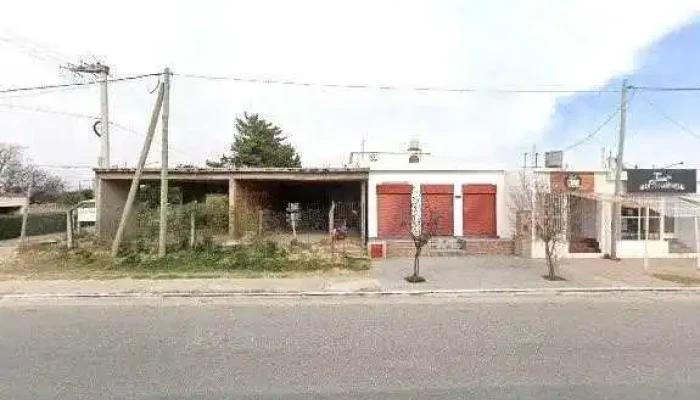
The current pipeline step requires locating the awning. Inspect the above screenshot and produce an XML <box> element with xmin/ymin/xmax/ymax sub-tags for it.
<box><xmin>570</xmin><ymin>192</ymin><xmax>700</xmax><ymax>217</ymax></box>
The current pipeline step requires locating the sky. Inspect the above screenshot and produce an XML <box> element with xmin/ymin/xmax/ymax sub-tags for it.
<box><xmin>2</xmin><ymin>0</ymin><xmax>700</xmax><ymax>188</ymax></box>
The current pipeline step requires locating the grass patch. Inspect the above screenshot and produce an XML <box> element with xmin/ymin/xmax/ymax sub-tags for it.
<box><xmin>2</xmin><ymin>238</ymin><xmax>370</xmax><ymax>280</ymax></box>
<box><xmin>652</xmin><ymin>273</ymin><xmax>700</xmax><ymax>286</ymax></box>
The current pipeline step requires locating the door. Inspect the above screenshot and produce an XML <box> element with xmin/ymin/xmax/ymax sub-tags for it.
<box><xmin>421</xmin><ymin>184</ymin><xmax>454</xmax><ymax>236</ymax></box>
<box><xmin>463</xmin><ymin>184</ymin><xmax>497</xmax><ymax>237</ymax></box>
<box><xmin>377</xmin><ymin>184</ymin><xmax>412</xmax><ymax>238</ymax></box>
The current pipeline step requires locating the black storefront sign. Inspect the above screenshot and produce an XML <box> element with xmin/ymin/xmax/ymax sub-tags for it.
<box><xmin>627</xmin><ymin>169</ymin><xmax>697</xmax><ymax>193</ymax></box>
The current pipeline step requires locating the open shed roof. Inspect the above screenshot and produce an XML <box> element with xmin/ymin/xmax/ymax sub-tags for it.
<box><xmin>94</xmin><ymin>167</ymin><xmax>369</xmax><ymax>181</ymax></box>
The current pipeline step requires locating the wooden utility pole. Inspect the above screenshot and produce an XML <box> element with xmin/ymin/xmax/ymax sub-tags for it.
<box><xmin>110</xmin><ymin>83</ymin><xmax>166</xmax><ymax>257</ymax></box>
<box><xmin>158</xmin><ymin>68</ymin><xmax>171</xmax><ymax>258</ymax></box>
<box><xmin>610</xmin><ymin>79</ymin><xmax>628</xmax><ymax>260</ymax></box>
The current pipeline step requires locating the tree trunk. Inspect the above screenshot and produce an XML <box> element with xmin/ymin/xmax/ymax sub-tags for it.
<box><xmin>413</xmin><ymin>247</ymin><xmax>422</xmax><ymax>277</ymax></box>
<box><xmin>545</xmin><ymin>241</ymin><xmax>556</xmax><ymax>280</ymax></box>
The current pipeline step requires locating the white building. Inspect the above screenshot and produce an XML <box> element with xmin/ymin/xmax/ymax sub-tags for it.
<box><xmin>522</xmin><ymin>168</ymin><xmax>700</xmax><ymax>259</ymax></box>
<box><xmin>353</xmin><ymin>141</ymin><xmax>513</xmax><ymax>256</ymax></box>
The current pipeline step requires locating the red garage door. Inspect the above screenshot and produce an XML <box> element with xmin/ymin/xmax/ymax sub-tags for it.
<box><xmin>463</xmin><ymin>184</ymin><xmax>497</xmax><ymax>237</ymax></box>
<box><xmin>421</xmin><ymin>184</ymin><xmax>454</xmax><ymax>236</ymax></box>
<box><xmin>377</xmin><ymin>184</ymin><xmax>412</xmax><ymax>238</ymax></box>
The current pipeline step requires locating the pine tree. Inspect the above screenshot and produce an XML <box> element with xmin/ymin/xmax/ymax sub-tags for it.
<box><xmin>206</xmin><ymin>113</ymin><xmax>301</xmax><ymax>168</ymax></box>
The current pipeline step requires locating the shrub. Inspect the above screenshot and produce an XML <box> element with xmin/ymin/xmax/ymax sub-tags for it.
<box><xmin>0</xmin><ymin>212</ymin><xmax>66</xmax><ymax>240</ymax></box>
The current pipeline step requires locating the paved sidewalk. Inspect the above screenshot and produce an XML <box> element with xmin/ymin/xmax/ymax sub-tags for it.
<box><xmin>373</xmin><ymin>257</ymin><xmax>580</xmax><ymax>290</ymax></box>
<box><xmin>2</xmin><ymin>256</ymin><xmax>700</xmax><ymax>297</ymax></box>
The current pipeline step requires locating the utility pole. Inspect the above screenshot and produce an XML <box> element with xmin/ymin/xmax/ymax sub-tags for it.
<box><xmin>110</xmin><ymin>83</ymin><xmax>165</xmax><ymax>257</ymax></box>
<box><xmin>610</xmin><ymin>79</ymin><xmax>628</xmax><ymax>260</ymax></box>
<box><xmin>158</xmin><ymin>68</ymin><xmax>171</xmax><ymax>258</ymax></box>
<box><xmin>64</xmin><ymin>62</ymin><xmax>110</xmax><ymax>167</ymax></box>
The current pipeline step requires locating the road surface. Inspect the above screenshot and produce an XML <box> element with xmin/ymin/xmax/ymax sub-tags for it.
<box><xmin>1</xmin><ymin>295</ymin><xmax>699</xmax><ymax>399</ymax></box>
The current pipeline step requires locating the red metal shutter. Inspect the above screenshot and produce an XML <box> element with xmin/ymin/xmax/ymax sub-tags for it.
<box><xmin>421</xmin><ymin>184</ymin><xmax>454</xmax><ymax>236</ymax></box>
<box><xmin>377</xmin><ymin>184</ymin><xmax>412</xmax><ymax>238</ymax></box>
<box><xmin>463</xmin><ymin>184</ymin><xmax>497</xmax><ymax>237</ymax></box>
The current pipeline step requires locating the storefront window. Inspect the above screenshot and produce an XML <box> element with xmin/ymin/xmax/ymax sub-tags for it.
<box><xmin>620</xmin><ymin>207</ymin><xmax>660</xmax><ymax>240</ymax></box>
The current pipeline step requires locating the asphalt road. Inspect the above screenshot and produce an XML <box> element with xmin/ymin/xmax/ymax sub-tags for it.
<box><xmin>1</xmin><ymin>295</ymin><xmax>700</xmax><ymax>399</ymax></box>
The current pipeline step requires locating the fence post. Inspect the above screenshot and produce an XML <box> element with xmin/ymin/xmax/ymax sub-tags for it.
<box><xmin>258</xmin><ymin>209</ymin><xmax>264</xmax><ymax>235</ymax></box>
<box><xmin>19</xmin><ymin>179</ymin><xmax>32</xmax><ymax>246</ymax></box>
<box><xmin>189</xmin><ymin>201</ymin><xmax>196</xmax><ymax>249</ymax></box>
<box><xmin>66</xmin><ymin>210</ymin><xmax>74</xmax><ymax>249</ymax></box>
<box><xmin>329</xmin><ymin>201</ymin><xmax>336</xmax><ymax>252</ymax></box>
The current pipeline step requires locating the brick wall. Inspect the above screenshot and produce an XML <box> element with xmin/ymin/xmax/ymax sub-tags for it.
<box><xmin>550</xmin><ymin>172</ymin><xmax>595</xmax><ymax>192</ymax></box>
<box><xmin>384</xmin><ymin>238</ymin><xmax>514</xmax><ymax>257</ymax></box>
<box><xmin>377</xmin><ymin>183</ymin><xmax>412</xmax><ymax>238</ymax></box>
<box><xmin>513</xmin><ymin>211</ymin><xmax>533</xmax><ymax>258</ymax></box>
<box><xmin>421</xmin><ymin>184</ymin><xmax>454</xmax><ymax>236</ymax></box>
<box><xmin>465</xmin><ymin>239</ymin><xmax>514</xmax><ymax>255</ymax></box>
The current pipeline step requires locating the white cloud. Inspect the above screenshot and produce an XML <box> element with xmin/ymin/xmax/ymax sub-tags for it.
<box><xmin>1</xmin><ymin>0</ymin><xmax>699</xmax><ymax>184</ymax></box>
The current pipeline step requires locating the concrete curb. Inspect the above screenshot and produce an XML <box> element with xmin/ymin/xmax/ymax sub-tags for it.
<box><xmin>2</xmin><ymin>286</ymin><xmax>700</xmax><ymax>299</ymax></box>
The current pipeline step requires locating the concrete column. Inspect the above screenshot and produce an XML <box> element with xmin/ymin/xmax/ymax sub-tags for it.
<box><xmin>228</xmin><ymin>178</ymin><xmax>237</xmax><ymax>237</ymax></box>
<box><xmin>367</xmin><ymin>180</ymin><xmax>378</xmax><ymax>238</ymax></box>
<box><xmin>360</xmin><ymin>180</ymin><xmax>366</xmax><ymax>243</ymax></box>
<box><xmin>453</xmin><ymin>183</ymin><xmax>463</xmax><ymax>237</ymax></box>
<box><xmin>95</xmin><ymin>178</ymin><xmax>102</xmax><ymax>236</ymax></box>
<box><xmin>660</xmin><ymin>198</ymin><xmax>666</xmax><ymax>241</ymax></box>
<box><xmin>96</xmin><ymin>179</ymin><xmax>130</xmax><ymax>240</ymax></box>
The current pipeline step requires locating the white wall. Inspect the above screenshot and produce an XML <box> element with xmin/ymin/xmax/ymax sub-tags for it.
<box><xmin>676</xmin><ymin>217</ymin><xmax>699</xmax><ymax>250</ymax></box>
<box><xmin>531</xmin><ymin>239</ymin><xmax>669</xmax><ymax>258</ymax></box>
<box><xmin>617</xmin><ymin>240</ymin><xmax>669</xmax><ymax>258</ymax></box>
<box><xmin>368</xmin><ymin>169</ymin><xmax>509</xmax><ymax>239</ymax></box>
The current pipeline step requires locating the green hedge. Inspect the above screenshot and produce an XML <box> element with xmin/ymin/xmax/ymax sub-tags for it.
<box><xmin>0</xmin><ymin>213</ymin><xmax>67</xmax><ymax>240</ymax></box>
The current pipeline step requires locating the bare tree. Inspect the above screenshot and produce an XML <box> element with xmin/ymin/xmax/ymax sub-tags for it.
<box><xmin>0</xmin><ymin>143</ymin><xmax>24</xmax><ymax>192</ymax></box>
<box><xmin>402</xmin><ymin>192</ymin><xmax>441</xmax><ymax>283</ymax></box>
<box><xmin>534</xmin><ymin>191</ymin><xmax>565</xmax><ymax>280</ymax></box>
<box><xmin>0</xmin><ymin>143</ymin><xmax>65</xmax><ymax>200</ymax></box>
<box><xmin>507</xmin><ymin>170</ymin><xmax>565</xmax><ymax>280</ymax></box>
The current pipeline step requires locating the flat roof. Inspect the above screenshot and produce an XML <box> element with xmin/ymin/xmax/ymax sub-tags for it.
<box><xmin>95</xmin><ymin>167</ymin><xmax>369</xmax><ymax>181</ymax></box>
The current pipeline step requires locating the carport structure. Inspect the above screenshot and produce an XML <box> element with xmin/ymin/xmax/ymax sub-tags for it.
<box><xmin>94</xmin><ymin>167</ymin><xmax>369</xmax><ymax>241</ymax></box>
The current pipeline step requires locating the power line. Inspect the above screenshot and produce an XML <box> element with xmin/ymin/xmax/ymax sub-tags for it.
<box><xmin>562</xmin><ymin>89</ymin><xmax>637</xmax><ymax>151</ymax></box>
<box><xmin>34</xmin><ymin>164</ymin><xmax>94</xmax><ymax>169</ymax></box>
<box><xmin>631</xmin><ymin>85</ymin><xmax>700</xmax><ymax>92</ymax></box>
<box><xmin>0</xmin><ymin>102</ymin><xmax>98</xmax><ymax>119</ymax></box>
<box><xmin>0</xmin><ymin>103</ymin><xmax>198</xmax><ymax>159</ymax></box>
<box><xmin>0</xmin><ymin>36</ymin><xmax>73</xmax><ymax>65</ymax></box>
<box><xmin>175</xmin><ymin>73</ymin><xmax>622</xmax><ymax>94</ymax></box>
<box><xmin>642</xmin><ymin>96</ymin><xmax>700</xmax><ymax>141</ymax></box>
<box><xmin>0</xmin><ymin>72</ymin><xmax>162</xmax><ymax>95</ymax></box>
<box><xmin>0</xmin><ymin>84</ymin><xmax>91</xmax><ymax>99</ymax></box>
